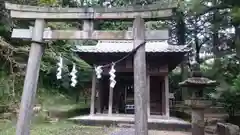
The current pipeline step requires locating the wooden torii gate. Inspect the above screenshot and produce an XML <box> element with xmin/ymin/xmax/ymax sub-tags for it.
<box><xmin>5</xmin><ymin>2</ymin><xmax>175</xmax><ymax>135</ymax></box>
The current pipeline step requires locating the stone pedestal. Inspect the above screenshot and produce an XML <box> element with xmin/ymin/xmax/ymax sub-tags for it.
<box><xmin>192</xmin><ymin>108</ymin><xmax>204</xmax><ymax>135</ymax></box>
<box><xmin>185</xmin><ymin>99</ymin><xmax>212</xmax><ymax>135</ymax></box>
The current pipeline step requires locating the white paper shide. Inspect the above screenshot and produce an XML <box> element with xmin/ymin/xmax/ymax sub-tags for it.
<box><xmin>95</xmin><ymin>66</ymin><xmax>103</xmax><ymax>79</ymax></box>
<box><xmin>109</xmin><ymin>64</ymin><xmax>116</xmax><ymax>88</ymax></box>
<box><xmin>70</xmin><ymin>63</ymin><xmax>78</xmax><ymax>87</ymax></box>
<box><xmin>56</xmin><ymin>56</ymin><xmax>63</xmax><ymax>80</ymax></box>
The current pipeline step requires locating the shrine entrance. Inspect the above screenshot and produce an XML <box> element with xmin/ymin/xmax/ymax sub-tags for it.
<box><xmin>95</xmin><ymin>71</ymin><xmax>171</xmax><ymax>116</ymax></box>
<box><xmin>100</xmin><ymin>73</ymin><xmax>134</xmax><ymax>114</ymax></box>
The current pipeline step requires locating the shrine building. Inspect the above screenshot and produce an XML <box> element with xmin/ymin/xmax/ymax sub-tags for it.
<box><xmin>75</xmin><ymin>40</ymin><xmax>189</xmax><ymax>117</ymax></box>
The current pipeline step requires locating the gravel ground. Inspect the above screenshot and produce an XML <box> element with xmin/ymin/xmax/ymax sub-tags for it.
<box><xmin>110</xmin><ymin>128</ymin><xmax>191</xmax><ymax>135</ymax></box>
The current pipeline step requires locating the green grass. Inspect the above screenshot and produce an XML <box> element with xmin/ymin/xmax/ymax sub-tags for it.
<box><xmin>0</xmin><ymin>120</ymin><xmax>114</xmax><ymax>135</ymax></box>
<box><xmin>0</xmin><ymin>87</ymin><xmax>100</xmax><ymax>135</ymax></box>
<box><xmin>0</xmin><ymin>96</ymin><xmax>104</xmax><ymax>135</ymax></box>
<box><xmin>36</xmin><ymin>90</ymin><xmax>90</xmax><ymax>118</ymax></box>
<box><xmin>46</xmin><ymin>102</ymin><xmax>89</xmax><ymax>112</ymax></box>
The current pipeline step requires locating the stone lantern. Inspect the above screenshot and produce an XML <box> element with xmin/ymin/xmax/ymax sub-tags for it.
<box><xmin>179</xmin><ymin>63</ymin><xmax>217</xmax><ymax>135</ymax></box>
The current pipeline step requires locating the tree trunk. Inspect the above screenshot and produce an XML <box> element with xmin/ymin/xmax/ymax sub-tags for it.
<box><xmin>212</xmin><ymin>0</ymin><xmax>221</xmax><ymax>69</ymax></box>
<box><xmin>234</xmin><ymin>25</ymin><xmax>240</xmax><ymax>58</ymax></box>
<box><xmin>84</xmin><ymin>97</ymin><xmax>87</xmax><ymax>104</ymax></box>
<box><xmin>180</xmin><ymin>60</ymin><xmax>189</xmax><ymax>100</ymax></box>
<box><xmin>194</xmin><ymin>17</ymin><xmax>200</xmax><ymax>64</ymax></box>
<box><xmin>176</xmin><ymin>10</ymin><xmax>188</xmax><ymax>101</ymax></box>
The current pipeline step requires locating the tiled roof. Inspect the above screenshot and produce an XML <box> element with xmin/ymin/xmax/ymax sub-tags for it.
<box><xmin>75</xmin><ymin>40</ymin><xmax>190</xmax><ymax>53</ymax></box>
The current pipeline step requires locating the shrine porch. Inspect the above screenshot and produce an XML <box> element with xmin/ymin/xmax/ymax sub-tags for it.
<box><xmin>69</xmin><ymin>114</ymin><xmax>191</xmax><ymax>131</ymax></box>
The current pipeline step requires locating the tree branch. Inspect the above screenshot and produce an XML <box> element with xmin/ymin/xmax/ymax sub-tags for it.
<box><xmin>195</xmin><ymin>4</ymin><xmax>231</xmax><ymax>18</ymax></box>
<box><xmin>199</xmin><ymin>37</ymin><xmax>211</xmax><ymax>49</ymax></box>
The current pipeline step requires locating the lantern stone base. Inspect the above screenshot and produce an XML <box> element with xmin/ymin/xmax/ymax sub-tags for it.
<box><xmin>185</xmin><ymin>99</ymin><xmax>212</xmax><ymax>135</ymax></box>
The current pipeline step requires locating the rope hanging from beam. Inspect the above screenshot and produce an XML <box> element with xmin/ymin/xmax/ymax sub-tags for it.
<box><xmin>56</xmin><ymin>40</ymin><xmax>147</xmax><ymax>70</ymax></box>
<box><xmin>55</xmin><ymin>41</ymin><xmax>147</xmax><ymax>87</ymax></box>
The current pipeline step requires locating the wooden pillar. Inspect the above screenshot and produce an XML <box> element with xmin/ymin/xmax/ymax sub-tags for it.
<box><xmin>16</xmin><ymin>19</ymin><xmax>45</xmax><ymax>135</ymax></box>
<box><xmin>161</xmin><ymin>78</ymin><xmax>166</xmax><ymax>115</ymax></box>
<box><xmin>133</xmin><ymin>16</ymin><xmax>148</xmax><ymax>135</ymax></box>
<box><xmin>108</xmin><ymin>86</ymin><xmax>113</xmax><ymax>115</ymax></box>
<box><xmin>164</xmin><ymin>75</ymin><xmax>170</xmax><ymax>117</ymax></box>
<box><xmin>96</xmin><ymin>79</ymin><xmax>101</xmax><ymax>114</ymax></box>
<box><xmin>90</xmin><ymin>72</ymin><xmax>96</xmax><ymax>115</ymax></box>
<box><xmin>147</xmin><ymin>74</ymin><xmax>150</xmax><ymax>117</ymax></box>
<box><xmin>85</xmin><ymin>20</ymin><xmax>95</xmax><ymax>115</ymax></box>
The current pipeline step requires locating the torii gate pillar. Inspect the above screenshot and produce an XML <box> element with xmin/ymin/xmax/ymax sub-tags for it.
<box><xmin>16</xmin><ymin>19</ymin><xmax>45</xmax><ymax>135</ymax></box>
<box><xmin>133</xmin><ymin>16</ymin><xmax>148</xmax><ymax>135</ymax></box>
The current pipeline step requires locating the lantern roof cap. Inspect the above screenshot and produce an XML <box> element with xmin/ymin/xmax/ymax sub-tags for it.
<box><xmin>179</xmin><ymin>63</ymin><xmax>217</xmax><ymax>87</ymax></box>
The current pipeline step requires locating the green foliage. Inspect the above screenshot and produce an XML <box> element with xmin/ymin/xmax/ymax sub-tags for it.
<box><xmin>0</xmin><ymin>0</ymin><xmax>94</xmax><ymax>107</ymax></box>
<box><xmin>218</xmin><ymin>0</ymin><xmax>240</xmax><ymax>25</ymax></box>
<box><xmin>169</xmin><ymin>71</ymin><xmax>185</xmax><ymax>101</ymax></box>
<box><xmin>0</xmin><ymin>65</ymin><xmax>24</xmax><ymax>104</ymax></box>
<box><xmin>0</xmin><ymin>71</ymin><xmax>13</xmax><ymax>104</ymax></box>
<box><xmin>207</xmin><ymin>56</ymin><xmax>240</xmax><ymax>116</ymax></box>
<box><xmin>220</xmin><ymin>75</ymin><xmax>240</xmax><ymax>117</ymax></box>
<box><xmin>220</xmin><ymin>0</ymin><xmax>240</xmax><ymax>7</ymax></box>
<box><xmin>207</xmin><ymin>56</ymin><xmax>240</xmax><ymax>83</ymax></box>
<box><xmin>38</xmin><ymin>0</ymin><xmax>58</xmax><ymax>6</ymax></box>
<box><xmin>232</xmin><ymin>7</ymin><xmax>240</xmax><ymax>24</ymax></box>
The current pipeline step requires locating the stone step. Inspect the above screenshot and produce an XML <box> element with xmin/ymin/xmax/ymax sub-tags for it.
<box><xmin>205</xmin><ymin>125</ymin><xmax>216</xmax><ymax>134</ymax></box>
<box><xmin>110</xmin><ymin>128</ymin><xmax>192</xmax><ymax>135</ymax></box>
<box><xmin>117</xmin><ymin>123</ymin><xmax>134</xmax><ymax>128</ymax></box>
<box><xmin>69</xmin><ymin>115</ymin><xmax>191</xmax><ymax>131</ymax></box>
